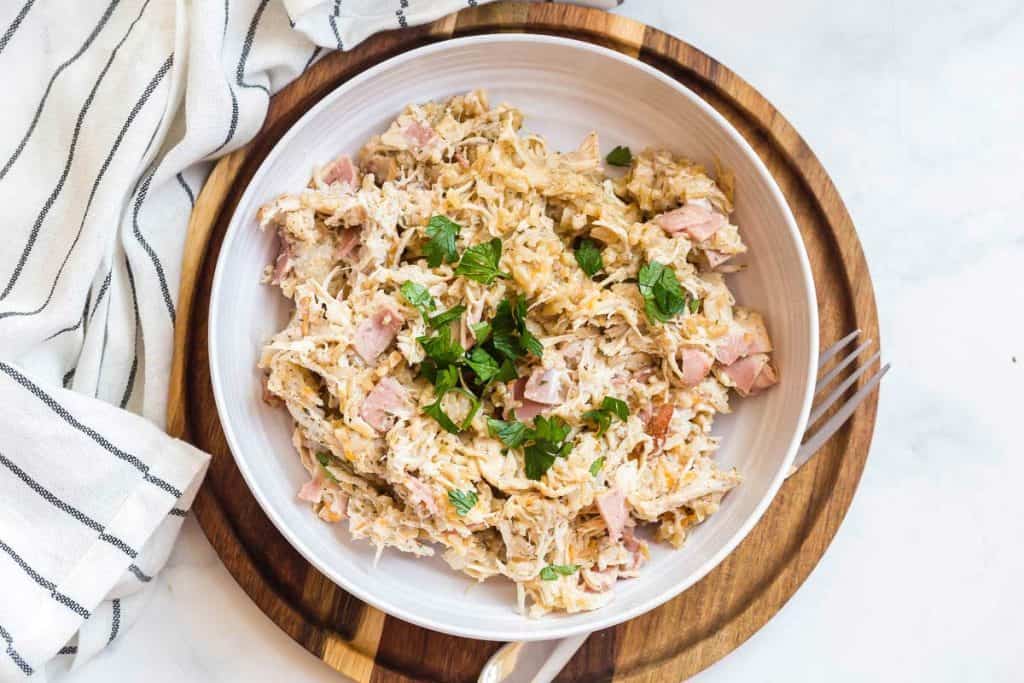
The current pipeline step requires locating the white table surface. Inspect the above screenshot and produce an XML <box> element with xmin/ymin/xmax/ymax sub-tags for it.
<box><xmin>69</xmin><ymin>1</ymin><xmax>1024</xmax><ymax>681</ymax></box>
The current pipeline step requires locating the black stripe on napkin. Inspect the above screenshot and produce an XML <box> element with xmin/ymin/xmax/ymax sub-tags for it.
<box><xmin>108</xmin><ymin>599</ymin><xmax>121</xmax><ymax>644</ymax></box>
<box><xmin>0</xmin><ymin>623</ymin><xmax>32</xmax><ymax>675</ymax></box>
<box><xmin>119</xmin><ymin>256</ymin><xmax>140</xmax><ymax>408</ymax></box>
<box><xmin>130</xmin><ymin>170</ymin><xmax>177</xmax><ymax>323</ymax></box>
<box><xmin>175</xmin><ymin>172</ymin><xmax>195</xmax><ymax>208</ymax></box>
<box><xmin>0</xmin><ymin>539</ymin><xmax>90</xmax><ymax>618</ymax></box>
<box><xmin>329</xmin><ymin>0</ymin><xmax>343</xmax><ymax>50</ymax></box>
<box><xmin>0</xmin><ymin>0</ymin><xmax>119</xmax><ymax>182</ymax></box>
<box><xmin>0</xmin><ymin>0</ymin><xmax>36</xmax><ymax>56</ymax></box>
<box><xmin>0</xmin><ymin>361</ymin><xmax>183</xmax><ymax>499</ymax></box>
<box><xmin>0</xmin><ymin>452</ymin><xmax>139</xmax><ymax>558</ymax></box>
<box><xmin>0</xmin><ymin>0</ymin><xmax>153</xmax><ymax>302</ymax></box>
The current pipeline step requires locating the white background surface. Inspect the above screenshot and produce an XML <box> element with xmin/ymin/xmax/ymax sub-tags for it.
<box><xmin>69</xmin><ymin>1</ymin><xmax>1024</xmax><ymax>681</ymax></box>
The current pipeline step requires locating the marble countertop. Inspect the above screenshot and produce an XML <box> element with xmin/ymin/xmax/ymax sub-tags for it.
<box><xmin>70</xmin><ymin>1</ymin><xmax>1024</xmax><ymax>680</ymax></box>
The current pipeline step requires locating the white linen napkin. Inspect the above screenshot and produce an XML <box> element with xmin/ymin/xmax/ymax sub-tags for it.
<box><xmin>0</xmin><ymin>0</ymin><xmax>615</xmax><ymax>680</ymax></box>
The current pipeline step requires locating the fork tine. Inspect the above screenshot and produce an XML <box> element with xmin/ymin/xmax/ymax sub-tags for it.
<box><xmin>815</xmin><ymin>339</ymin><xmax>873</xmax><ymax>398</ymax></box>
<box><xmin>808</xmin><ymin>350</ymin><xmax>882</xmax><ymax>426</ymax></box>
<box><xmin>792</xmin><ymin>363</ymin><xmax>890</xmax><ymax>471</ymax></box>
<box><xmin>817</xmin><ymin>329</ymin><xmax>861</xmax><ymax>370</ymax></box>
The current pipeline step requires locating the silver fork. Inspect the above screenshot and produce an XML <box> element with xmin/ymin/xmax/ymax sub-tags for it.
<box><xmin>478</xmin><ymin>330</ymin><xmax>890</xmax><ymax>683</ymax></box>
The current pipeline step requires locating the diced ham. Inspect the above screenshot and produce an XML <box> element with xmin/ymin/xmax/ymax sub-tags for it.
<box><xmin>656</xmin><ymin>200</ymin><xmax>727</xmax><ymax>241</ymax></box>
<box><xmin>523</xmin><ymin>368</ymin><xmax>568</xmax><ymax>405</ymax></box>
<box><xmin>704</xmin><ymin>249</ymin><xmax>732</xmax><ymax>269</ymax></box>
<box><xmin>271</xmin><ymin>239</ymin><xmax>292</xmax><ymax>285</ymax></box>
<box><xmin>507</xmin><ymin>378</ymin><xmax>547</xmax><ymax>422</ymax></box>
<box><xmin>298</xmin><ymin>469</ymin><xmax>326</xmax><ymax>503</ymax></box>
<box><xmin>582</xmin><ymin>567</ymin><xmax>618</xmax><ymax>593</ymax></box>
<box><xmin>403</xmin><ymin>121</ymin><xmax>436</xmax><ymax>147</ymax></box>
<box><xmin>721</xmin><ymin>353</ymin><xmax>778</xmax><ymax>396</ymax></box>
<box><xmin>454</xmin><ymin>149</ymin><xmax>469</xmax><ymax>167</ymax></box>
<box><xmin>596</xmin><ymin>488</ymin><xmax>629</xmax><ymax>542</ymax></box>
<box><xmin>714</xmin><ymin>316</ymin><xmax>773</xmax><ymax>364</ymax></box>
<box><xmin>405</xmin><ymin>477</ymin><xmax>439</xmax><ymax>516</ymax></box>
<box><xmin>321</xmin><ymin>154</ymin><xmax>358</xmax><ymax>187</ymax></box>
<box><xmin>646</xmin><ymin>404</ymin><xmax>675</xmax><ymax>441</ymax></box>
<box><xmin>679</xmin><ymin>347</ymin><xmax>712</xmax><ymax>387</ymax></box>
<box><xmin>751</xmin><ymin>360</ymin><xmax>779</xmax><ymax>393</ymax></box>
<box><xmin>353</xmin><ymin>306</ymin><xmax>404</xmax><ymax>363</ymax></box>
<box><xmin>360</xmin><ymin>376</ymin><xmax>412</xmax><ymax>432</ymax></box>
<box><xmin>334</xmin><ymin>228</ymin><xmax>361</xmax><ymax>261</ymax></box>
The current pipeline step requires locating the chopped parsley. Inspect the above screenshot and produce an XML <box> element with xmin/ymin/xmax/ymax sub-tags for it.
<box><xmin>488</xmin><ymin>295</ymin><xmax>542</xmax><ymax>362</ymax></box>
<box><xmin>487</xmin><ymin>418</ymin><xmax>530</xmax><ymax>448</ymax></box>
<box><xmin>689</xmin><ymin>297</ymin><xmax>702</xmax><ymax>314</ymax></box>
<box><xmin>423</xmin><ymin>215</ymin><xmax>461</xmax><ymax>267</ymax></box>
<box><xmin>454</xmin><ymin>237</ymin><xmax>510</xmax><ymax>284</ymax></box>
<box><xmin>589</xmin><ymin>456</ymin><xmax>606</xmax><ymax>476</ymax></box>
<box><xmin>400</xmin><ymin>281</ymin><xmax>436</xmax><ymax>319</ymax></box>
<box><xmin>417</xmin><ymin>325</ymin><xmax>465</xmax><ymax>367</ymax></box>
<box><xmin>447</xmin><ymin>489</ymin><xmax>478</xmax><ymax>516</ymax></box>
<box><xmin>315</xmin><ymin>452</ymin><xmax>339</xmax><ymax>482</ymax></box>
<box><xmin>574</xmin><ymin>238</ymin><xmax>604</xmax><ymax>277</ymax></box>
<box><xmin>428</xmin><ymin>304</ymin><xmax>466</xmax><ymax>329</ymax></box>
<box><xmin>466</xmin><ymin>346</ymin><xmax>501</xmax><ymax>383</ymax></box>
<box><xmin>638</xmin><ymin>261</ymin><xmax>688</xmax><ymax>323</ymax></box>
<box><xmin>423</xmin><ymin>387</ymin><xmax>480</xmax><ymax>434</ymax></box>
<box><xmin>539</xmin><ymin>564</ymin><xmax>580</xmax><ymax>581</ymax></box>
<box><xmin>583</xmin><ymin>396</ymin><xmax>630</xmax><ymax>437</ymax></box>
<box><xmin>470</xmin><ymin>321</ymin><xmax>492</xmax><ymax>344</ymax></box>
<box><xmin>605</xmin><ymin>145</ymin><xmax>632</xmax><ymax>167</ymax></box>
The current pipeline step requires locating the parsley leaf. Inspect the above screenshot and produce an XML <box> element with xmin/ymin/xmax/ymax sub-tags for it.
<box><xmin>689</xmin><ymin>297</ymin><xmax>702</xmax><ymax>314</ymax></box>
<box><xmin>490</xmin><ymin>295</ymin><xmax>542</xmax><ymax>360</ymax></box>
<box><xmin>428</xmin><ymin>304</ymin><xmax>466</xmax><ymax>329</ymax></box>
<box><xmin>523</xmin><ymin>416</ymin><xmax>573</xmax><ymax>479</ymax></box>
<box><xmin>638</xmin><ymin>261</ymin><xmax>687</xmax><ymax>323</ymax></box>
<box><xmin>447</xmin><ymin>489</ymin><xmax>478</xmax><ymax>516</ymax></box>
<box><xmin>316</xmin><ymin>452</ymin><xmax>339</xmax><ymax>482</ymax></box>
<box><xmin>417</xmin><ymin>325</ymin><xmax>465</xmax><ymax>366</ymax></box>
<box><xmin>582</xmin><ymin>396</ymin><xmax>630</xmax><ymax>437</ymax></box>
<box><xmin>605</xmin><ymin>145</ymin><xmax>632</xmax><ymax>167</ymax></box>
<box><xmin>470</xmin><ymin>321</ymin><xmax>492</xmax><ymax>344</ymax></box>
<box><xmin>539</xmin><ymin>564</ymin><xmax>580</xmax><ymax>581</ymax></box>
<box><xmin>494</xmin><ymin>358</ymin><xmax>518</xmax><ymax>382</ymax></box>
<box><xmin>454</xmin><ymin>238</ymin><xmax>510</xmax><ymax>284</ymax></box>
<box><xmin>487</xmin><ymin>418</ymin><xmax>530</xmax><ymax>448</ymax></box>
<box><xmin>466</xmin><ymin>346</ymin><xmax>500</xmax><ymax>383</ymax></box>
<box><xmin>400</xmin><ymin>281</ymin><xmax>435</xmax><ymax>319</ymax></box>
<box><xmin>589</xmin><ymin>456</ymin><xmax>606</xmax><ymax>476</ymax></box>
<box><xmin>574</xmin><ymin>238</ymin><xmax>604</xmax><ymax>277</ymax></box>
<box><xmin>424</xmin><ymin>387</ymin><xmax>480</xmax><ymax>434</ymax></box>
<box><xmin>433</xmin><ymin>364</ymin><xmax>460</xmax><ymax>397</ymax></box>
<box><xmin>423</xmin><ymin>215</ymin><xmax>461</xmax><ymax>267</ymax></box>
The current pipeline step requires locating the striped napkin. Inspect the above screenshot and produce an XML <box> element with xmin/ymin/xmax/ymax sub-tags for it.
<box><xmin>0</xmin><ymin>0</ymin><xmax>615</xmax><ymax>679</ymax></box>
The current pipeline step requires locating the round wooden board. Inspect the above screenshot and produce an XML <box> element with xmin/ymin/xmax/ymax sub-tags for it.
<box><xmin>167</xmin><ymin>3</ymin><xmax>880</xmax><ymax>682</ymax></box>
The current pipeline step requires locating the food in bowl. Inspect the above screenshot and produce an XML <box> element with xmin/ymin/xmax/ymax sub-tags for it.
<box><xmin>256</xmin><ymin>90</ymin><xmax>778</xmax><ymax>616</ymax></box>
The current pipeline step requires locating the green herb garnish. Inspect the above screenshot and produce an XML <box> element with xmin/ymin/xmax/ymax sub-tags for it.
<box><xmin>466</xmin><ymin>346</ymin><xmax>501</xmax><ymax>383</ymax></box>
<box><xmin>316</xmin><ymin>452</ymin><xmax>339</xmax><ymax>482</ymax></box>
<box><xmin>423</xmin><ymin>215</ymin><xmax>461</xmax><ymax>267</ymax></box>
<box><xmin>605</xmin><ymin>145</ymin><xmax>632</xmax><ymax>167</ymax></box>
<box><xmin>488</xmin><ymin>295</ymin><xmax>542</xmax><ymax>361</ymax></box>
<box><xmin>400</xmin><ymin>281</ymin><xmax>436</xmax><ymax>319</ymax></box>
<box><xmin>689</xmin><ymin>297</ymin><xmax>701</xmax><ymax>314</ymax></box>
<box><xmin>589</xmin><ymin>456</ymin><xmax>606</xmax><ymax>476</ymax></box>
<box><xmin>523</xmin><ymin>416</ymin><xmax>573</xmax><ymax>480</ymax></box>
<box><xmin>583</xmin><ymin>396</ymin><xmax>630</xmax><ymax>437</ymax></box>
<box><xmin>424</xmin><ymin>387</ymin><xmax>480</xmax><ymax>434</ymax></box>
<box><xmin>447</xmin><ymin>489</ymin><xmax>478</xmax><ymax>516</ymax></box>
<box><xmin>574</xmin><ymin>238</ymin><xmax>604</xmax><ymax>277</ymax></box>
<box><xmin>470</xmin><ymin>321</ymin><xmax>492</xmax><ymax>344</ymax></box>
<box><xmin>428</xmin><ymin>304</ymin><xmax>466</xmax><ymax>329</ymax></box>
<box><xmin>638</xmin><ymin>261</ymin><xmax>688</xmax><ymax>323</ymax></box>
<box><xmin>454</xmin><ymin>237</ymin><xmax>510</xmax><ymax>284</ymax></box>
<box><xmin>417</xmin><ymin>325</ymin><xmax>465</xmax><ymax>366</ymax></box>
<box><xmin>487</xmin><ymin>418</ymin><xmax>530</xmax><ymax>448</ymax></box>
<box><xmin>539</xmin><ymin>564</ymin><xmax>580</xmax><ymax>581</ymax></box>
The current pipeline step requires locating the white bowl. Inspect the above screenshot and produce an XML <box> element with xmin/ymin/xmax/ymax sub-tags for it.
<box><xmin>209</xmin><ymin>34</ymin><xmax>818</xmax><ymax>642</ymax></box>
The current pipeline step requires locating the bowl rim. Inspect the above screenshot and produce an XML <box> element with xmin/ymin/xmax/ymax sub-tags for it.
<box><xmin>208</xmin><ymin>32</ymin><xmax>819</xmax><ymax>642</ymax></box>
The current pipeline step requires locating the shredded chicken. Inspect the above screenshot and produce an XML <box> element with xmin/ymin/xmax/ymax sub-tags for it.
<box><xmin>257</xmin><ymin>90</ymin><xmax>778</xmax><ymax>616</ymax></box>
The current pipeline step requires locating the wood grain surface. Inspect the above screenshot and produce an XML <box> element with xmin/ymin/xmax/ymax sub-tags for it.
<box><xmin>166</xmin><ymin>3</ymin><xmax>881</xmax><ymax>682</ymax></box>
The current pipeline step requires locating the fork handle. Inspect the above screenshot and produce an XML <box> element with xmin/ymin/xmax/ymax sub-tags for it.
<box><xmin>479</xmin><ymin>634</ymin><xmax>590</xmax><ymax>683</ymax></box>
